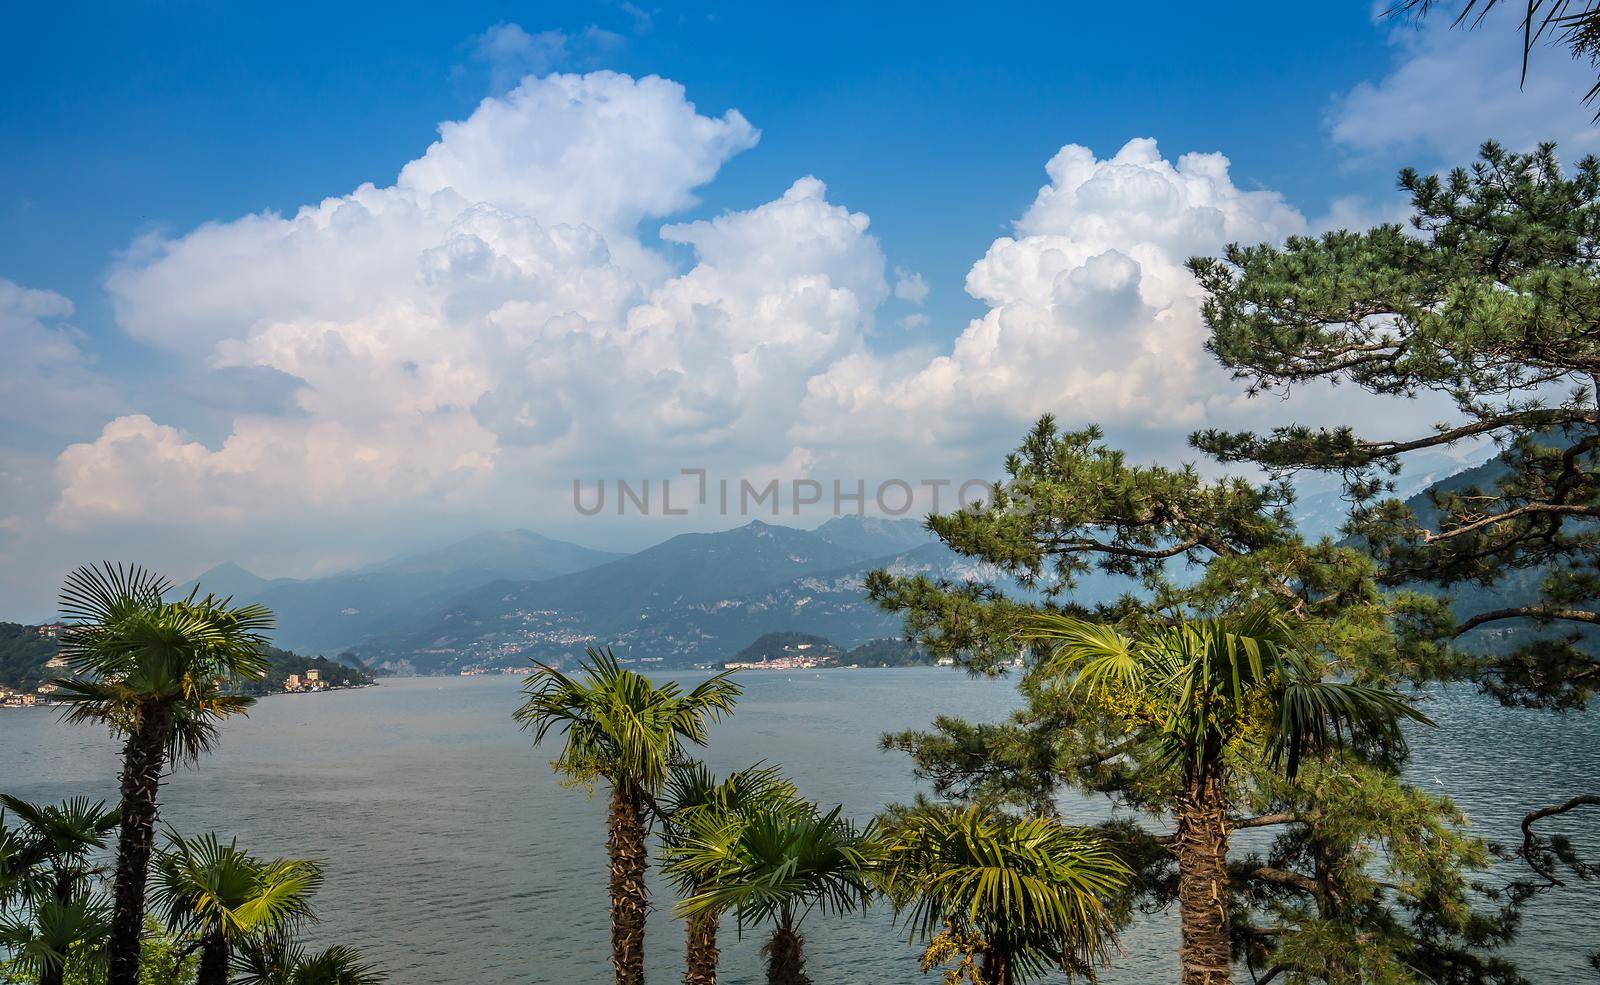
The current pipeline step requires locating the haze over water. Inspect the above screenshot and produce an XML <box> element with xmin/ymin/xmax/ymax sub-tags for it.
<box><xmin>2</xmin><ymin>670</ymin><xmax>1594</xmax><ymax>983</ymax></box>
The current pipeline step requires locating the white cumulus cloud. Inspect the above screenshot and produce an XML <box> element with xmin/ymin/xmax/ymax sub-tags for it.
<box><xmin>794</xmin><ymin>138</ymin><xmax>1308</xmax><ymax>466</ymax></box>
<box><xmin>62</xmin><ymin>72</ymin><xmax>885</xmax><ymax>541</ymax></box>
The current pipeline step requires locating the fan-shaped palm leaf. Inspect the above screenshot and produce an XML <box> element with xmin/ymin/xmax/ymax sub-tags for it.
<box><xmin>152</xmin><ymin>831</ymin><xmax>322</xmax><ymax>985</ymax></box>
<box><xmin>515</xmin><ymin>649</ymin><xmax>740</xmax><ymax>794</ymax></box>
<box><xmin>0</xmin><ymin>890</ymin><xmax>110</xmax><ymax>985</ymax></box>
<box><xmin>879</xmin><ymin>803</ymin><xmax>1127</xmax><ymax>983</ymax></box>
<box><xmin>234</xmin><ymin>935</ymin><xmax>384</xmax><ymax>985</ymax></box>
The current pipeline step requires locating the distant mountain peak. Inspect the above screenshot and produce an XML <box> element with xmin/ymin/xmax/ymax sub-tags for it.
<box><xmin>369</xmin><ymin>529</ymin><xmax>620</xmax><ymax>577</ymax></box>
<box><xmin>178</xmin><ymin>561</ymin><xmax>284</xmax><ymax>604</ymax></box>
<box><xmin>813</xmin><ymin>514</ymin><xmax>933</xmax><ymax>557</ymax></box>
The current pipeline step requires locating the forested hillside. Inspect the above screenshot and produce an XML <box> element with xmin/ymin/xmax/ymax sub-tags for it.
<box><xmin>0</xmin><ymin>623</ymin><xmax>57</xmax><ymax>691</ymax></box>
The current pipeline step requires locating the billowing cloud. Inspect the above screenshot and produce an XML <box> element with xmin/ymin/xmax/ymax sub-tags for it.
<box><xmin>64</xmin><ymin>72</ymin><xmax>885</xmax><ymax>539</ymax></box>
<box><xmin>1330</xmin><ymin>7</ymin><xmax>1600</xmax><ymax>162</ymax></box>
<box><xmin>794</xmin><ymin>139</ymin><xmax>1308</xmax><ymax>465</ymax></box>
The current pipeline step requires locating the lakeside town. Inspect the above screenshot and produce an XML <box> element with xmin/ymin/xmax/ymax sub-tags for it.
<box><xmin>0</xmin><ymin>619</ymin><xmax>375</xmax><ymax>708</ymax></box>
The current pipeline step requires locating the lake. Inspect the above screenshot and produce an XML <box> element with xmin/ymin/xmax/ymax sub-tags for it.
<box><xmin>1</xmin><ymin>670</ymin><xmax>1595</xmax><ymax>983</ymax></box>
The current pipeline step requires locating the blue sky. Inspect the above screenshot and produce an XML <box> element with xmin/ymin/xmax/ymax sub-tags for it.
<box><xmin>2</xmin><ymin>1</ymin><xmax>1597</xmax><ymax>618</ymax></box>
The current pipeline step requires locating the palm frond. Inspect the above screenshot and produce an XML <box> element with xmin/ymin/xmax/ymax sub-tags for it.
<box><xmin>153</xmin><ymin>831</ymin><xmax>322</xmax><ymax>943</ymax></box>
<box><xmin>515</xmin><ymin>648</ymin><xmax>741</xmax><ymax>796</ymax></box>
<box><xmin>669</xmin><ymin>804</ymin><xmax>875</xmax><ymax>930</ymax></box>
<box><xmin>292</xmin><ymin>944</ymin><xmax>385</xmax><ymax>985</ymax></box>
<box><xmin>50</xmin><ymin>562</ymin><xmax>269</xmax><ymax>761</ymax></box>
<box><xmin>1025</xmin><ymin>613</ymin><xmax>1141</xmax><ymax>695</ymax></box>
<box><xmin>1022</xmin><ymin>605</ymin><xmax>1427</xmax><ymax>784</ymax></box>
<box><xmin>1269</xmin><ymin>678</ymin><xmax>1432</xmax><ymax>778</ymax></box>
<box><xmin>878</xmin><ymin>803</ymin><xmax>1127</xmax><ymax>982</ymax></box>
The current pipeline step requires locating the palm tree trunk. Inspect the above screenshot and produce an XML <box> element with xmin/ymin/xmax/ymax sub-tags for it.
<box><xmin>979</xmin><ymin>949</ymin><xmax>1013</xmax><ymax>985</ymax></box>
<box><xmin>607</xmin><ymin>784</ymin><xmax>648</xmax><ymax>985</ymax></box>
<box><xmin>683</xmin><ymin>910</ymin><xmax>719</xmax><ymax>985</ymax></box>
<box><xmin>39</xmin><ymin>960</ymin><xmax>65</xmax><ymax>985</ymax></box>
<box><xmin>1175</xmin><ymin>766</ymin><xmax>1231</xmax><ymax>985</ymax></box>
<box><xmin>762</xmin><ymin>919</ymin><xmax>810</xmax><ymax>985</ymax></box>
<box><xmin>107</xmin><ymin>702</ymin><xmax>172</xmax><ymax>985</ymax></box>
<box><xmin>197</xmin><ymin>929</ymin><xmax>231</xmax><ymax>985</ymax></box>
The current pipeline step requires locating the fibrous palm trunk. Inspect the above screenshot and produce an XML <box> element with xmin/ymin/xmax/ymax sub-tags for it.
<box><xmin>1175</xmin><ymin>765</ymin><xmax>1232</xmax><ymax>985</ymax></box>
<box><xmin>763</xmin><ymin>920</ymin><xmax>810</xmax><ymax>985</ymax></box>
<box><xmin>683</xmin><ymin>910</ymin><xmax>719</xmax><ymax>985</ymax></box>
<box><xmin>107</xmin><ymin>702</ymin><xmax>172</xmax><ymax>985</ymax></box>
<box><xmin>197</xmin><ymin>929</ymin><xmax>231</xmax><ymax>985</ymax></box>
<box><xmin>39</xmin><ymin>961</ymin><xmax>65</xmax><ymax>985</ymax></box>
<box><xmin>607</xmin><ymin>784</ymin><xmax>648</xmax><ymax>985</ymax></box>
<box><xmin>979</xmin><ymin>949</ymin><xmax>1013</xmax><ymax>985</ymax></box>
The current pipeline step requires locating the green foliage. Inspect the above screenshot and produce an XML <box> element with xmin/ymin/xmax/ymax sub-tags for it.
<box><xmin>235</xmin><ymin>651</ymin><xmax>372</xmax><ymax>697</ymax></box>
<box><xmin>1025</xmin><ymin>609</ymin><xmax>1427</xmax><ymax>780</ymax></box>
<box><xmin>0</xmin><ymin>894</ymin><xmax>111</xmax><ymax>983</ymax></box>
<box><xmin>869</xmin><ymin>418</ymin><xmax>1523</xmax><ymax>982</ymax></box>
<box><xmin>234</xmin><ymin>935</ymin><xmax>384</xmax><ymax>985</ymax></box>
<box><xmin>729</xmin><ymin>633</ymin><xmax>840</xmax><ymax>666</ymax></box>
<box><xmin>843</xmin><ymin>638</ymin><xmax>936</xmax><ymax>667</ymax></box>
<box><xmin>0</xmin><ymin>625</ymin><xmax>58</xmax><ymax>693</ymax></box>
<box><xmin>666</xmin><ymin>803</ymin><xmax>875</xmax><ymax>930</ymax></box>
<box><xmin>658</xmin><ymin>762</ymin><xmax>802</xmax><ymax>906</ymax></box>
<box><xmin>1234</xmin><ymin>760</ymin><xmax>1525</xmax><ymax>985</ymax></box>
<box><xmin>877</xmin><ymin>803</ymin><xmax>1128</xmax><ymax>983</ymax></box>
<box><xmin>151</xmin><ymin>832</ymin><xmax>321</xmax><ymax>949</ymax></box>
<box><xmin>514</xmin><ymin>647</ymin><xmax>740</xmax><ymax>798</ymax></box>
<box><xmin>0</xmin><ymin>796</ymin><xmax>120</xmax><ymax>983</ymax></box>
<box><xmin>1</xmin><ymin>785</ymin><xmax>379</xmax><ymax>985</ymax></box>
<box><xmin>1190</xmin><ymin>142</ymin><xmax>1600</xmax><ymax>710</ymax></box>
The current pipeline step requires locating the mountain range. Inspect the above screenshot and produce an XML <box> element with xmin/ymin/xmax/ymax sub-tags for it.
<box><xmin>348</xmin><ymin>517</ymin><xmax>1068</xmax><ymax>673</ymax></box>
<box><xmin>182</xmin><ymin>451</ymin><xmax>1507</xmax><ymax>674</ymax></box>
<box><xmin>179</xmin><ymin>530</ymin><xmax>620</xmax><ymax>656</ymax></box>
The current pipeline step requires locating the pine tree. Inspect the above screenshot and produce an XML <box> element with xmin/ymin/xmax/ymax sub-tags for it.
<box><xmin>1191</xmin><ymin>141</ymin><xmax>1600</xmax><ymax>711</ymax></box>
<box><xmin>867</xmin><ymin>418</ymin><xmax>1524</xmax><ymax>983</ymax></box>
<box><xmin>1188</xmin><ymin>142</ymin><xmax>1600</xmax><ymax>899</ymax></box>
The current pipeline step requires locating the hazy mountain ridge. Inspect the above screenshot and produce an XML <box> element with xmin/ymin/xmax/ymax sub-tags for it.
<box><xmin>179</xmin><ymin>530</ymin><xmax>620</xmax><ymax>654</ymax></box>
<box><xmin>350</xmin><ymin>520</ymin><xmax>1134</xmax><ymax>673</ymax></box>
<box><xmin>352</xmin><ymin>520</ymin><xmax>934</xmax><ymax>671</ymax></box>
<box><xmin>180</xmin><ymin>453</ymin><xmax>1507</xmax><ymax>674</ymax></box>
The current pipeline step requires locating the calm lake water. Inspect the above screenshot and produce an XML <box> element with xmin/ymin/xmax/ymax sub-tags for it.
<box><xmin>1</xmin><ymin>670</ymin><xmax>1595</xmax><ymax>983</ymax></box>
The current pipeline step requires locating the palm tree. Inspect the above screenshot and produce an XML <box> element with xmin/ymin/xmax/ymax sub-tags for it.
<box><xmin>0</xmin><ymin>795</ymin><xmax>120</xmax><ymax>908</ymax></box>
<box><xmin>1022</xmin><ymin>607</ymin><xmax>1428</xmax><ymax>985</ymax></box>
<box><xmin>878</xmin><ymin>803</ymin><xmax>1128</xmax><ymax>985</ymax></box>
<box><xmin>659</xmin><ymin>763</ymin><xmax>799</xmax><ymax>984</ymax></box>
<box><xmin>53</xmin><ymin>562</ymin><xmax>274</xmax><ymax>985</ymax></box>
<box><xmin>514</xmin><ymin>648</ymin><xmax>741</xmax><ymax>985</ymax></box>
<box><xmin>0</xmin><ymin>796</ymin><xmax>120</xmax><ymax>985</ymax></box>
<box><xmin>669</xmin><ymin>804</ymin><xmax>876</xmax><ymax>985</ymax></box>
<box><xmin>0</xmin><ymin>891</ymin><xmax>111</xmax><ymax>985</ymax></box>
<box><xmin>235</xmin><ymin>933</ymin><xmax>385</xmax><ymax>985</ymax></box>
<box><xmin>151</xmin><ymin>831</ymin><xmax>322</xmax><ymax>985</ymax></box>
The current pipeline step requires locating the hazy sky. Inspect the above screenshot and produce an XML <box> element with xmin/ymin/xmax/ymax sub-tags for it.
<box><xmin>2</xmin><ymin>1</ymin><xmax>1597</xmax><ymax>619</ymax></box>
